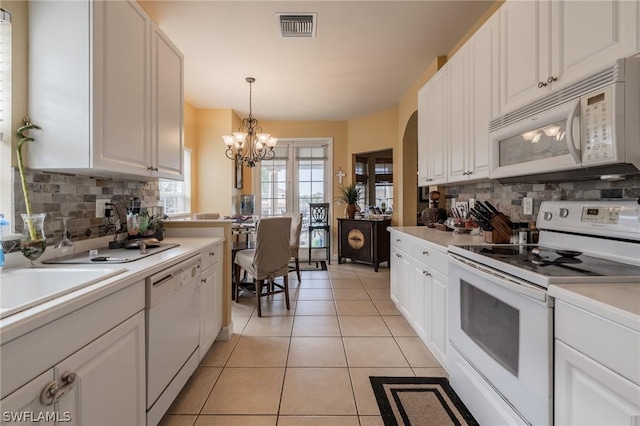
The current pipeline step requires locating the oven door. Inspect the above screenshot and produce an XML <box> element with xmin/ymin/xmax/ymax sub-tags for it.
<box><xmin>448</xmin><ymin>253</ymin><xmax>553</xmax><ymax>426</ymax></box>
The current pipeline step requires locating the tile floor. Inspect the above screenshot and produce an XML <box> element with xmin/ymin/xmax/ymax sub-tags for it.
<box><xmin>159</xmin><ymin>261</ymin><xmax>446</xmax><ymax>426</ymax></box>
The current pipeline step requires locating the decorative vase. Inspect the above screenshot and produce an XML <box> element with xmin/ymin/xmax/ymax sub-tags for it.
<box><xmin>346</xmin><ymin>204</ymin><xmax>357</xmax><ymax>219</ymax></box>
<box><xmin>20</xmin><ymin>213</ymin><xmax>47</xmax><ymax>267</ymax></box>
<box><xmin>421</xmin><ymin>191</ymin><xmax>447</xmax><ymax>228</ymax></box>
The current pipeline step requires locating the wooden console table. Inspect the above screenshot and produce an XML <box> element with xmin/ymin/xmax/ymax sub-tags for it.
<box><xmin>337</xmin><ymin>218</ymin><xmax>391</xmax><ymax>272</ymax></box>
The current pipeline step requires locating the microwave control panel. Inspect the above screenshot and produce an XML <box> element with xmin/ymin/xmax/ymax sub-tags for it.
<box><xmin>581</xmin><ymin>87</ymin><xmax>614</xmax><ymax>163</ymax></box>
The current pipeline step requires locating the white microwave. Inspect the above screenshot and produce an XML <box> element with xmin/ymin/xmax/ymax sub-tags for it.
<box><xmin>489</xmin><ymin>57</ymin><xmax>640</xmax><ymax>182</ymax></box>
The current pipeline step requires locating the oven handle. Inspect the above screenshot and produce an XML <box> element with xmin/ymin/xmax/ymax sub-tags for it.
<box><xmin>449</xmin><ymin>253</ymin><xmax>550</xmax><ymax>304</ymax></box>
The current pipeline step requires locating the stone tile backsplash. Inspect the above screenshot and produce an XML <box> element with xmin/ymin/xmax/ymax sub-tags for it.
<box><xmin>443</xmin><ymin>175</ymin><xmax>640</xmax><ymax>224</ymax></box>
<box><xmin>8</xmin><ymin>169</ymin><xmax>159</xmax><ymax>252</ymax></box>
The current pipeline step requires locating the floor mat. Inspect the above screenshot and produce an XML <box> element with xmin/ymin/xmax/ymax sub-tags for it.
<box><xmin>370</xmin><ymin>376</ymin><xmax>478</xmax><ymax>426</ymax></box>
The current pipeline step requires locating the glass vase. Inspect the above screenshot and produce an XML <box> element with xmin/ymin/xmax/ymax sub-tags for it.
<box><xmin>20</xmin><ymin>213</ymin><xmax>47</xmax><ymax>267</ymax></box>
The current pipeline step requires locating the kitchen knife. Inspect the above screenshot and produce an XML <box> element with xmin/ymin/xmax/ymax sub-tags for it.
<box><xmin>475</xmin><ymin>202</ymin><xmax>493</xmax><ymax>218</ymax></box>
<box><xmin>91</xmin><ymin>256</ymin><xmax>130</xmax><ymax>262</ymax></box>
<box><xmin>484</xmin><ymin>200</ymin><xmax>501</xmax><ymax>215</ymax></box>
<box><xmin>485</xmin><ymin>201</ymin><xmax>514</xmax><ymax>228</ymax></box>
<box><xmin>469</xmin><ymin>208</ymin><xmax>493</xmax><ymax>230</ymax></box>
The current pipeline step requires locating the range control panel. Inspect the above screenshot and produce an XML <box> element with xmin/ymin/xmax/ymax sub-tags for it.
<box><xmin>537</xmin><ymin>200</ymin><xmax>640</xmax><ymax>241</ymax></box>
<box><xmin>581</xmin><ymin>206</ymin><xmax>621</xmax><ymax>224</ymax></box>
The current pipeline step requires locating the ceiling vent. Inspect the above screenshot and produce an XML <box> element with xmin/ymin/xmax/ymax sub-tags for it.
<box><xmin>277</xmin><ymin>13</ymin><xmax>317</xmax><ymax>38</ymax></box>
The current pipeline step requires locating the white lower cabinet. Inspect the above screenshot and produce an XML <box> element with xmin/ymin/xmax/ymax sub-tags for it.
<box><xmin>555</xmin><ymin>340</ymin><xmax>640</xmax><ymax>425</ymax></box>
<box><xmin>1</xmin><ymin>312</ymin><xmax>145</xmax><ymax>425</ymax></box>
<box><xmin>57</xmin><ymin>312</ymin><xmax>146</xmax><ymax>425</ymax></box>
<box><xmin>199</xmin><ymin>242</ymin><xmax>223</xmax><ymax>360</ymax></box>
<box><xmin>390</xmin><ymin>246</ymin><xmax>412</xmax><ymax>320</ymax></box>
<box><xmin>0</xmin><ymin>370</ymin><xmax>55</xmax><ymax>425</ymax></box>
<box><xmin>389</xmin><ymin>230</ymin><xmax>449</xmax><ymax>370</ymax></box>
<box><xmin>555</xmin><ymin>300</ymin><xmax>640</xmax><ymax>425</ymax></box>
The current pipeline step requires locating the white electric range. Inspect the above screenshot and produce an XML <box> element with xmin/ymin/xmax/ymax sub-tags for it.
<box><xmin>447</xmin><ymin>200</ymin><xmax>640</xmax><ymax>426</ymax></box>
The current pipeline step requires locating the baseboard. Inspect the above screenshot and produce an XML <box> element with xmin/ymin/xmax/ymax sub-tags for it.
<box><xmin>216</xmin><ymin>323</ymin><xmax>233</xmax><ymax>342</ymax></box>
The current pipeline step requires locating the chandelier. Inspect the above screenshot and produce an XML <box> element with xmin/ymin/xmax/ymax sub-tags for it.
<box><xmin>223</xmin><ymin>77</ymin><xmax>277</xmax><ymax>168</ymax></box>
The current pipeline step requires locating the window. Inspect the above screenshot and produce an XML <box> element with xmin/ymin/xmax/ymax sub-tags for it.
<box><xmin>0</xmin><ymin>8</ymin><xmax>12</xmax><ymax>220</ymax></box>
<box><xmin>159</xmin><ymin>148</ymin><xmax>191</xmax><ymax>219</ymax></box>
<box><xmin>375</xmin><ymin>157</ymin><xmax>393</xmax><ymax>212</ymax></box>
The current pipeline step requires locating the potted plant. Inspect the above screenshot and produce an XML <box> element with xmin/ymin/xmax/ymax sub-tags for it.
<box><xmin>339</xmin><ymin>183</ymin><xmax>362</xmax><ymax>219</ymax></box>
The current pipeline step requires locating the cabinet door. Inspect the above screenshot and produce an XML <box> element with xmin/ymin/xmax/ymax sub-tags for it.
<box><xmin>417</xmin><ymin>85</ymin><xmax>429</xmax><ymax>186</ymax></box>
<box><xmin>426</xmin><ymin>70</ymin><xmax>448</xmax><ymax>184</ymax></box>
<box><xmin>92</xmin><ymin>0</ymin><xmax>151</xmax><ymax>175</ymax></box>
<box><xmin>500</xmin><ymin>0</ymin><xmax>551</xmax><ymax>113</ymax></box>
<box><xmin>551</xmin><ymin>0</ymin><xmax>640</xmax><ymax>88</ymax></box>
<box><xmin>447</xmin><ymin>48</ymin><xmax>470</xmax><ymax>182</ymax></box>
<box><xmin>0</xmin><ymin>370</ymin><xmax>56</xmax><ymax>425</ymax></box>
<box><xmin>390</xmin><ymin>246</ymin><xmax>410</xmax><ymax>313</ymax></box>
<box><xmin>428</xmin><ymin>268</ymin><xmax>448</xmax><ymax>368</ymax></box>
<box><xmin>200</xmin><ymin>263</ymin><xmax>222</xmax><ymax>360</ymax></box>
<box><xmin>411</xmin><ymin>260</ymin><xmax>429</xmax><ymax>342</ymax></box>
<box><xmin>56</xmin><ymin>312</ymin><xmax>146</xmax><ymax>426</ymax></box>
<box><xmin>151</xmin><ymin>24</ymin><xmax>184</xmax><ymax>179</ymax></box>
<box><xmin>390</xmin><ymin>247</ymin><xmax>401</xmax><ymax>306</ymax></box>
<box><xmin>555</xmin><ymin>340</ymin><xmax>640</xmax><ymax>425</ymax></box>
<box><xmin>468</xmin><ymin>13</ymin><xmax>499</xmax><ymax>181</ymax></box>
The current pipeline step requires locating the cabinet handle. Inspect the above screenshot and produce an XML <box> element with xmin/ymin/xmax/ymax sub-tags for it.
<box><xmin>462</xmin><ymin>171</ymin><xmax>468</xmax><ymax>175</ymax></box>
<box><xmin>422</xmin><ymin>250</ymin><xmax>429</xmax><ymax>256</ymax></box>
<box><xmin>40</xmin><ymin>370</ymin><xmax>77</xmax><ymax>406</ymax></box>
<box><xmin>154</xmin><ymin>166</ymin><xmax>159</xmax><ymax>172</ymax></box>
<box><xmin>467</xmin><ymin>171</ymin><xmax>472</xmax><ymax>175</ymax></box>
<box><xmin>209</xmin><ymin>251</ymin><xmax>215</xmax><ymax>256</ymax></box>
<box><xmin>423</xmin><ymin>270</ymin><xmax>431</xmax><ymax>276</ymax></box>
<box><xmin>547</xmin><ymin>76</ymin><xmax>557</xmax><ymax>84</ymax></box>
<box><xmin>147</xmin><ymin>166</ymin><xmax>154</xmax><ymax>171</ymax></box>
<box><xmin>537</xmin><ymin>81</ymin><xmax>548</xmax><ymax>88</ymax></box>
<box><xmin>396</xmin><ymin>253</ymin><xmax>402</xmax><ymax>258</ymax></box>
<box><xmin>201</xmin><ymin>278</ymin><xmax>208</xmax><ymax>283</ymax></box>
<box><xmin>396</xmin><ymin>239</ymin><xmax>401</xmax><ymax>243</ymax></box>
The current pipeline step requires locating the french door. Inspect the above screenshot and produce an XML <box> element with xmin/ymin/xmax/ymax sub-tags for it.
<box><xmin>254</xmin><ymin>139</ymin><xmax>332</xmax><ymax>260</ymax></box>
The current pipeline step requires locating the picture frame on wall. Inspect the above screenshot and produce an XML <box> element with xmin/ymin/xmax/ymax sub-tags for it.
<box><xmin>419</xmin><ymin>186</ymin><xmax>430</xmax><ymax>202</ymax></box>
<box><xmin>235</xmin><ymin>158</ymin><xmax>243</xmax><ymax>189</ymax></box>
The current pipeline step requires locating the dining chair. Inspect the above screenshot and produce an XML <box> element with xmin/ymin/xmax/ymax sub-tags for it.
<box><xmin>308</xmin><ymin>203</ymin><xmax>331</xmax><ymax>265</ymax></box>
<box><xmin>284</xmin><ymin>212</ymin><xmax>303</xmax><ymax>282</ymax></box>
<box><xmin>234</xmin><ymin>217</ymin><xmax>292</xmax><ymax>317</ymax></box>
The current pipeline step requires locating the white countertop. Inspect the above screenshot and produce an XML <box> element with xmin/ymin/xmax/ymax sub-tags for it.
<box><xmin>390</xmin><ymin>226</ymin><xmax>640</xmax><ymax>332</ymax></box>
<box><xmin>549</xmin><ymin>283</ymin><xmax>640</xmax><ymax>332</ymax></box>
<box><xmin>0</xmin><ymin>236</ymin><xmax>223</xmax><ymax>343</ymax></box>
<box><xmin>388</xmin><ymin>226</ymin><xmax>484</xmax><ymax>249</ymax></box>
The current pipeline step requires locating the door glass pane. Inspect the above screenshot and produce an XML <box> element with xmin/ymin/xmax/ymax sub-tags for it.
<box><xmin>499</xmin><ymin>119</ymin><xmax>569</xmax><ymax>166</ymax></box>
<box><xmin>260</xmin><ymin>158</ymin><xmax>287</xmax><ymax>217</ymax></box>
<box><xmin>460</xmin><ymin>280</ymin><xmax>520</xmax><ymax>376</ymax></box>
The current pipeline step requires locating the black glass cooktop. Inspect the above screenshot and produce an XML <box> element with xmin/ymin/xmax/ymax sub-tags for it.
<box><xmin>455</xmin><ymin>245</ymin><xmax>640</xmax><ymax>279</ymax></box>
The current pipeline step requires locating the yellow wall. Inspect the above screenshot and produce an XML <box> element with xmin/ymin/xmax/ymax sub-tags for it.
<box><xmin>195</xmin><ymin>109</ymin><xmax>236</xmax><ymax>215</ymax></box>
<box><xmin>184</xmin><ymin>102</ymin><xmax>198</xmax><ymax>214</ymax></box>
<box><xmin>6</xmin><ymin>0</ymin><xmax>28</xmax><ymax>166</ymax></box>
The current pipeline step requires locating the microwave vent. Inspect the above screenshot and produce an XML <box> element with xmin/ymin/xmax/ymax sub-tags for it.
<box><xmin>490</xmin><ymin>61</ymin><xmax>622</xmax><ymax>132</ymax></box>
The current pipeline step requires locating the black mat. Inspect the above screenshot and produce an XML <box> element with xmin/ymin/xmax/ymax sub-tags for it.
<box><xmin>370</xmin><ymin>377</ymin><xmax>478</xmax><ymax>426</ymax></box>
<box><xmin>294</xmin><ymin>260</ymin><xmax>328</xmax><ymax>271</ymax></box>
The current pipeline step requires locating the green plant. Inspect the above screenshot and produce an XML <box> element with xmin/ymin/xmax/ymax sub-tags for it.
<box><xmin>339</xmin><ymin>183</ymin><xmax>362</xmax><ymax>205</ymax></box>
<box><xmin>16</xmin><ymin>117</ymin><xmax>42</xmax><ymax>240</ymax></box>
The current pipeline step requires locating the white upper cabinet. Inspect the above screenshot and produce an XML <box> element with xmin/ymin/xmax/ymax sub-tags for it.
<box><xmin>28</xmin><ymin>0</ymin><xmax>184</xmax><ymax>181</ymax></box>
<box><xmin>151</xmin><ymin>24</ymin><xmax>184</xmax><ymax>180</ymax></box>
<box><xmin>421</xmin><ymin>70</ymin><xmax>449</xmax><ymax>186</ymax></box>
<box><xmin>417</xmin><ymin>86</ymin><xmax>429</xmax><ymax>186</ymax></box>
<box><xmin>500</xmin><ymin>0</ymin><xmax>639</xmax><ymax>114</ymax></box>
<box><xmin>467</xmin><ymin>14</ymin><xmax>500</xmax><ymax>181</ymax></box>
<box><xmin>447</xmin><ymin>47</ymin><xmax>470</xmax><ymax>182</ymax></box>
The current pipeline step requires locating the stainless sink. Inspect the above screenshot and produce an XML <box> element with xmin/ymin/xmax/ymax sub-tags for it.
<box><xmin>0</xmin><ymin>267</ymin><xmax>127</xmax><ymax>319</ymax></box>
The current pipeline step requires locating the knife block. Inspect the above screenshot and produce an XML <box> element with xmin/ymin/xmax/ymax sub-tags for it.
<box><xmin>483</xmin><ymin>230</ymin><xmax>510</xmax><ymax>244</ymax></box>
<box><xmin>484</xmin><ymin>215</ymin><xmax>513</xmax><ymax>244</ymax></box>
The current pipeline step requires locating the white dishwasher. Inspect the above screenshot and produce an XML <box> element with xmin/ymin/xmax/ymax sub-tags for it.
<box><xmin>146</xmin><ymin>256</ymin><xmax>200</xmax><ymax>426</ymax></box>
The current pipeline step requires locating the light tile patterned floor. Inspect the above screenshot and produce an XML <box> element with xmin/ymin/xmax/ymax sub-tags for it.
<box><xmin>159</xmin><ymin>261</ymin><xmax>446</xmax><ymax>426</ymax></box>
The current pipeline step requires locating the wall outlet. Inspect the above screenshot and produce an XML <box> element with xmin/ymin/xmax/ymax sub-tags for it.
<box><xmin>523</xmin><ymin>197</ymin><xmax>533</xmax><ymax>215</ymax></box>
<box><xmin>95</xmin><ymin>199</ymin><xmax>110</xmax><ymax>218</ymax></box>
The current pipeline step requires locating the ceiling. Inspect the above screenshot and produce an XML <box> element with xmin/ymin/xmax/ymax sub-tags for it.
<box><xmin>139</xmin><ymin>1</ymin><xmax>496</xmax><ymax>121</ymax></box>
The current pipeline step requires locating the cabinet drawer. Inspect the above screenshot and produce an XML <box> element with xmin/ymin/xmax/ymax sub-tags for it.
<box><xmin>556</xmin><ymin>301</ymin><xmax>640</xmax><ymax>386</ymax></box>
<box><xmin>411</xmin><ymin>242</ymin><xmax>448</xmax><ymax>274</ymax></box>
<box><xmin>201</xmin><ymin>244</ymin><xmax>221</xmax><ymax>271</ymax></box>
<box><xmin>389</xmin><ymin>231</ymin><xmax>412</xmax><ymax>254</ymax></box>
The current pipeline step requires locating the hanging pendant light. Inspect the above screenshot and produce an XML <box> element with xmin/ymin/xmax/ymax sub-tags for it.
<box><xmin>223</xmin><ymin>77</ymin><xmax>277</xmax><ymax>167</ymax></box>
